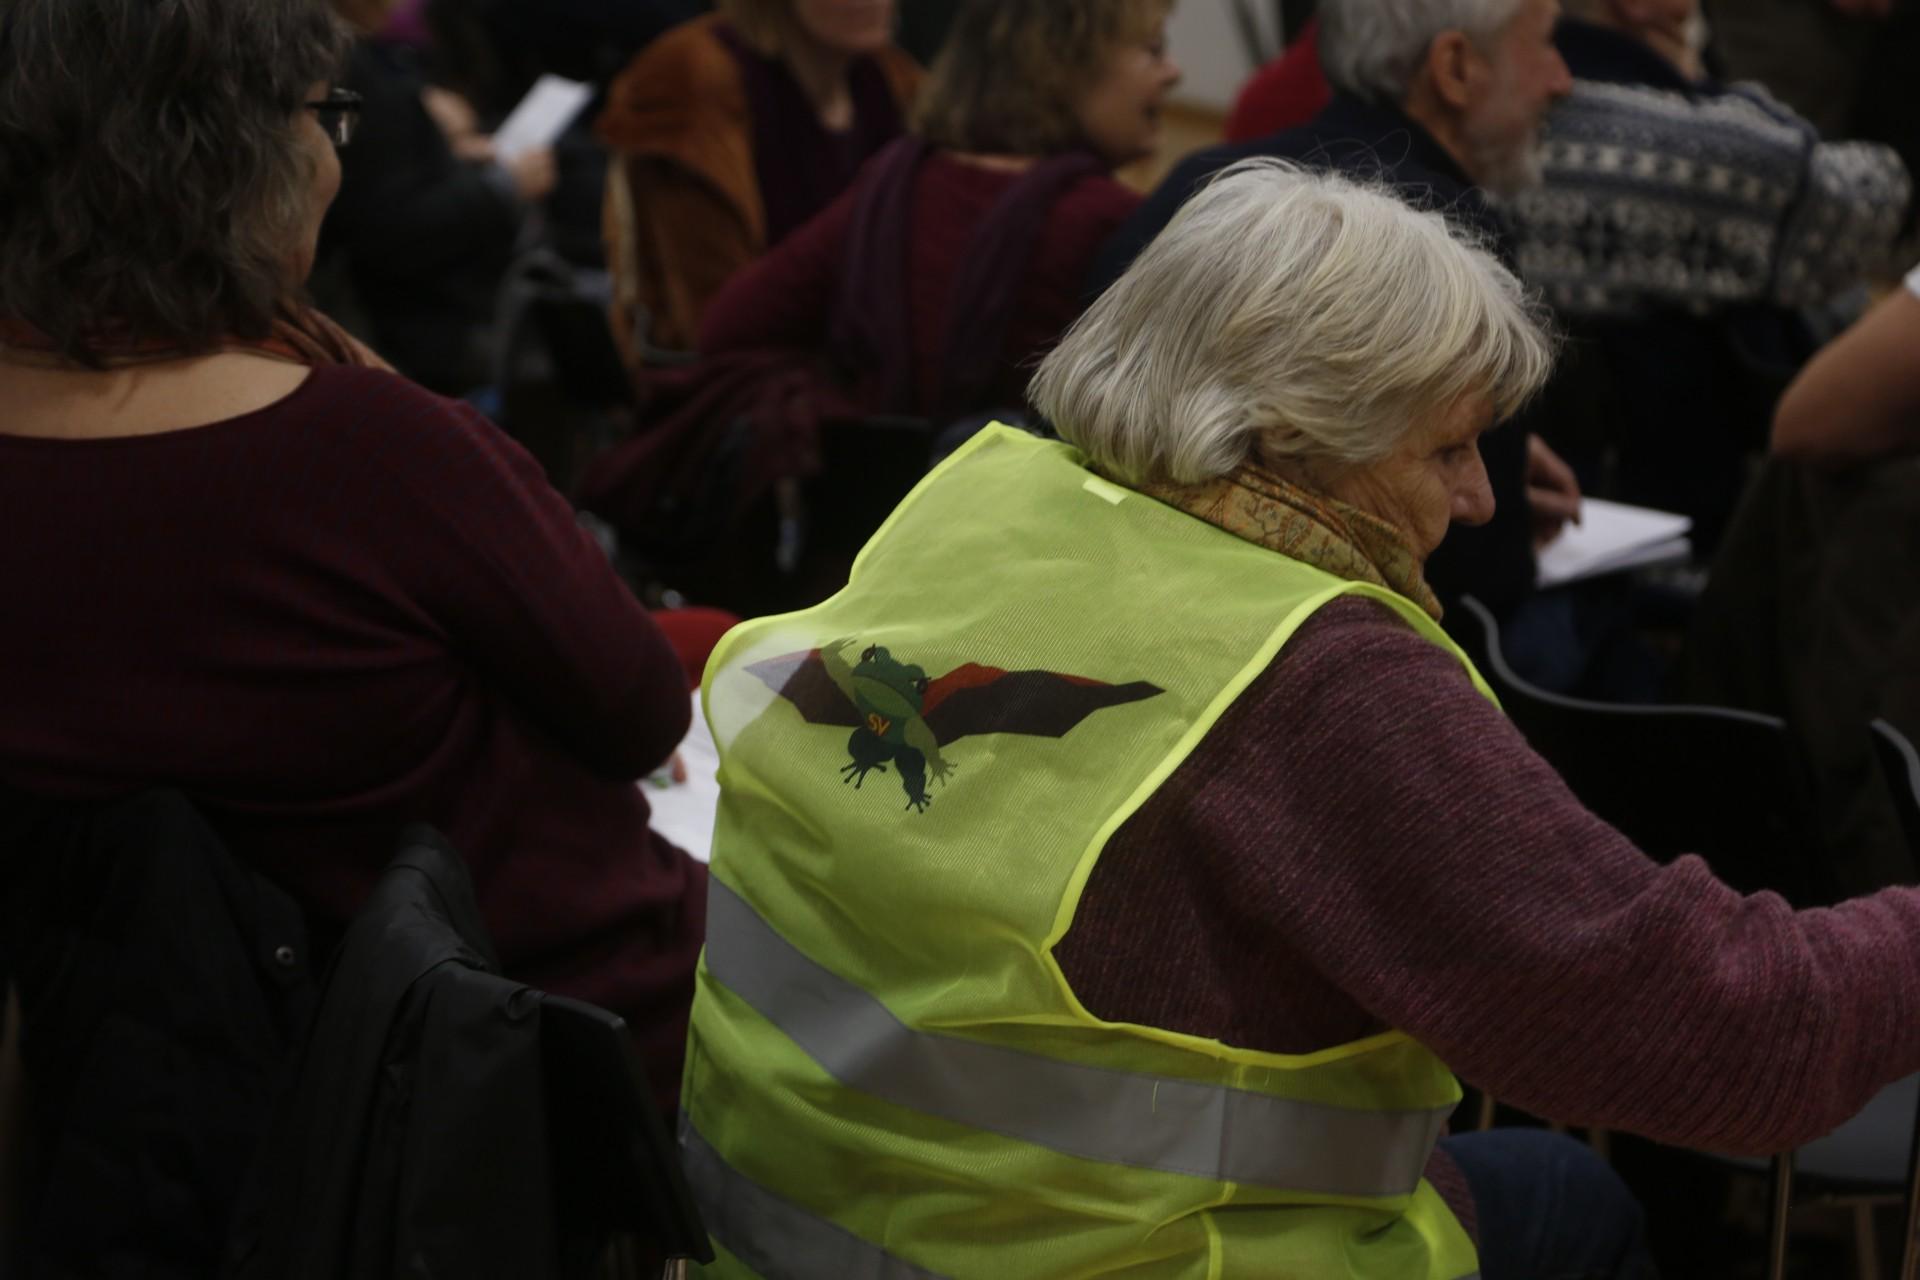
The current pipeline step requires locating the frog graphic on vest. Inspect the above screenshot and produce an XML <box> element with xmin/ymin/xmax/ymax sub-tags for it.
<box><xmin>747</xmin><ymin>638</ymin><xmax>1164</xmax><ymax>813</ymax></box>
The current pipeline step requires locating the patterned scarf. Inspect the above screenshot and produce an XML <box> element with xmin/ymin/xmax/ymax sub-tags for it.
<box><xmin>1139</xmin><ymin>462</ymin><xmax>1444</xmax><ymax>620</ymax></box>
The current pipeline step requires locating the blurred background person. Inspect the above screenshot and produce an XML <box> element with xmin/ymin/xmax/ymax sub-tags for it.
<box><xmin>596</xmin><ymin>0</ymin><xmax>920</xmax><ymax>364</ymax></box>
<box><xmin>579</xmin><ymin>0</ymin><xmax>1179</xmax><ymax>616</ymax></box>
<box><xmin>1508</xmin><ymin>0</ymin><xmax>1908</xmax><ymax>555</ymax></box>
<box><xmin>701</xmin><ymin>0</ymin><xmax>1179</xmax><ymax>421</ymax></box>
<box><xmin>1684</xmin><ymin>258</ymin><xmax>1920</xmax><ymax>900</ymax></box>
<box><xmin>316</xmin><ymin>0</ymin><xmax>558</xmax><ymax>395</ymax></box>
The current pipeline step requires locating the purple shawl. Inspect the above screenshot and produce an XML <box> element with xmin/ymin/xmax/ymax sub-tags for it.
<box><xmin>827</xmin><ymin>138</ymin><xmax>1103</xmax><ymax>418</ymax></box>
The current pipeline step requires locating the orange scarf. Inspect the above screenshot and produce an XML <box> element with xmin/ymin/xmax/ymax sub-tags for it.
<box><xmin>1139</xmin><ymin>461</ymin><xmax>1444</xmax><ymax>621</ymax></box>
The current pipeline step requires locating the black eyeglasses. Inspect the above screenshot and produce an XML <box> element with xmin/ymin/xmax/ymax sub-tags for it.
<box><xmin>304</xmin><ymin>88</ymin><xmax>362</xmax><ymax>148</ymax></box>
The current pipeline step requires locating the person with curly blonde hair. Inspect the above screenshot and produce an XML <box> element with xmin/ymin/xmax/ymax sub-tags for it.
<box><xmin>576</xmin><ymin>0</ymin><xmax>1182</xmax><ymax>613</ymax></box>
<box><xmin>698</xmin><ymin>0</ymin><xmax>1181</xmax><ymax>419</ymax></box>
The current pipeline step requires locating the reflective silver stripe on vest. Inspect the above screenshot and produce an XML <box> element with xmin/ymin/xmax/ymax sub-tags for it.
<box><xmin>705</xmin><ymin>879</ymin><xmax>1452</xmax><ymax>1199</ymax></box>
<box><xmin>682</xmin><ymin>1115</ymin><xmax>952</xmax><ymax>1280</ymax></box>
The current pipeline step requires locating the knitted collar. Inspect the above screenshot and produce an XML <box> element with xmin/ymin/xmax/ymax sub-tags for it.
<box><xmin>1139</xmin><ymin>462</ymin><xmax>1444</xmax><ymax>621</ymax></box>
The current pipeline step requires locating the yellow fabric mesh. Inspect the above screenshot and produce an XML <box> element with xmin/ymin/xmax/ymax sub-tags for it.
<box><xmin>691</xmin><ymin>427</ymin><xmax>1483</xmax><ymax>1279</ymax></box>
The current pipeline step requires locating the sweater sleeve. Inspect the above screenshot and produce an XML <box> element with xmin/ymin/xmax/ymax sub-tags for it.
<box><xmin>359</xmin><ymin>374</ymin><xmax>691</xmax><ymax>780</ymax></box>
<box><xmin>698</xmin><ymin>188</ymin><xmax>856</xmax><ymax>354</ymax></box>
<box><xmin>1159</xmin><ymin>599</ymin><xmax>1920</xmax><ymax>1156</ymax></box>
<box><xmin>1514</xmin><ymin>80</ymin><xmax>1909</xmax><ymax>315</ymax></box>
<box><xmin>1770</xmin><ymin>131</ymin><xmax>1913</xmax><ymax>307</ymax></box>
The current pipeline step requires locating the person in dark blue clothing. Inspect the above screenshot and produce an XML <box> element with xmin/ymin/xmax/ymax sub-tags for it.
<box><xmin>316</xmin><ymin>1</ymin><xmax>559</xmax><ymax>395</ymax></box>
<box><xmin>1089</xmin><ymin>0</ymin><xmax>1577</xmax><ymax>638</ymax></box>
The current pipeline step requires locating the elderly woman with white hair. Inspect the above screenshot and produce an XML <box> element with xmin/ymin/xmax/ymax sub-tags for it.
<box><xmin>678</xmin><ymin>162</ymin><xmax>1920</xmax><ymax>1280</ymax></box>
<box><xmin>1092</xmin><ymin>0</ymin><xmax>1579</xmax><ymax>664</ymax></box>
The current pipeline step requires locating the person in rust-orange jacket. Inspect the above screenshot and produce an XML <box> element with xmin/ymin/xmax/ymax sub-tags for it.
<box><xmin>596</xmin><ymin>2</ymin><xmax>919</xmax><ymax>364</ymax></box>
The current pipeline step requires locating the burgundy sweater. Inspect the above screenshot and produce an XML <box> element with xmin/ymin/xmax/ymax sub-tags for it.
<box><xmin>1058</xmin><ymin>595</ymin><xmax>1920</xmax><ymax>1229</ymax></box>
<box><xmin>699</xmin><ymin>150</ymin><xmax>1140</xmax><ymax>416</ymax></box>
<box><xmin>0</xmin><ymin>366</ymin><xmax>705</xmax><ymax>1108</ymax></box>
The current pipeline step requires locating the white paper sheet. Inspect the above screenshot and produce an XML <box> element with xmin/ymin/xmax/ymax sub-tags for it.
<box><xmin>643</xmin><ymin>691</ymin><xmax>721</xmax><ymax>863</ymax></box>
<box><xmin>1535</xmin><ymin>497</ymin><xmax>1692</xmax><ymax>588</ymax></box>
<box><xmin>491</xmin><ymin>75</ymin><xmax>593</xmax><ymax>165</ymax></box>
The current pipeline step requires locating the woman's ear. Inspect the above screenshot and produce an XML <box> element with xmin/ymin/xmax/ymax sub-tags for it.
<box><xmin>1422</xmin><ymin>30</ymin><xmax>1484</xmax><ymax>113</ymax></box>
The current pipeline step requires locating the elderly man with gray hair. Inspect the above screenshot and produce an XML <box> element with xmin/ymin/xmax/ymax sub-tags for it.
<box><xmin>1091</xmin><ymin>0</ymin><xmax>1582</xmax><ymax>664</ymax></box>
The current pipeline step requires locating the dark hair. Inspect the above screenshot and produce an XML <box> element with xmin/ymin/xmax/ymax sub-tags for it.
<box><xmin>913</xmin><ymin>0</ymin><xmax>1170</xmax><ymax>156</ymax></box>
<box><xmin>0</xmin><ymin>0</ymin><xmax>349</xmax><ymax>364</ymax></box>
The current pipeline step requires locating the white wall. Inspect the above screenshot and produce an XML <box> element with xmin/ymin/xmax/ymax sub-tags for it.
<box><xmin>1165</xmin><ymin>0</ymin><xmax>1284</xmax><ymax>111</ymax></box>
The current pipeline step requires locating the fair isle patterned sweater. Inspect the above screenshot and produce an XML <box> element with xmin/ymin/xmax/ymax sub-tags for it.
<box><xmin>1511</xmin><ymin>23</ymin><xmax>1910</xmax><ymax>318</ymax></box>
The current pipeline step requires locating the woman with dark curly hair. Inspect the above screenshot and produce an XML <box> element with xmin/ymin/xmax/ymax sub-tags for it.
<box><xmin>0</xmin><ymin>0</ymin><xmax>705</xmax><ymax>1121</ymax></box>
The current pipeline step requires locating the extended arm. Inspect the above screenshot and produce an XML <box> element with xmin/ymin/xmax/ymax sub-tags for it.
<box><xmin>1773</xmin><ymin>281</ymin><xmax>1920</xmax><ymax>464</ymax></box>
<box><xmin>699</xmin><ymin>190</ymin><xmax>857</xmax><ymax>354</ymax></box>
<box><xmin>377</xmin><ymin>386</ymin><xmax>691</xmax><ymax>780</ymax></box>
<box><xmin>1079</xmin><ymin>600</ymin><xmax>1920</xmax><ymax>1156</ymax></box>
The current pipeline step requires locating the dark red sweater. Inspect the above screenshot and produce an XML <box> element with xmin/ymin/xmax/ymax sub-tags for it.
<box><xmin>0</xmin><ymin>366</ymin><xmax>705</xmax><ymax>1108</ymax></box>
<box><xmin>699</xmin><ymin>150</ymin><xmax>1141</xmax><ymax>416</ymax></box>
<box><xmin>1059</xmin><ymin>596</ymin><xmax>1920</xmax><ymax>1228</ymax></box>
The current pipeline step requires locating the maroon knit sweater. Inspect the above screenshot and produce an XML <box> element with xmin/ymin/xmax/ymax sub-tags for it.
<box><xmin>1057</xmin><ymin>596</ymin><xmax>1920</xmax><ymax>1231</ymax></box>
<box><xmin>0</xmin><ymin>366</ymin><xmax>706</xmax><ymax>1109</ymax></box>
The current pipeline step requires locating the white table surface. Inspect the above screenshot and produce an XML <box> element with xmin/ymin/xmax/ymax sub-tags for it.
<box><xmin>643</xmin><ymin>691</ymin><xmax>720</xmax><ymax>863</ymax></box>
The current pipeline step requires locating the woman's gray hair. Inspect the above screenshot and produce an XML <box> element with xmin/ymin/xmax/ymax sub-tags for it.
<box><xmin>1319</xmin><ymin>0</ymin><xmax>1525</xmax><ymax>103</ymax></box>
<box><xmin>1029</xmin><ymin>160</ymin><xmax>1556</xmax><ymax>487</ymax></box>
<box><xmin>0</xmin><ymin>0</ymin><xmax>349</xmax><ymax>365</ymax></box>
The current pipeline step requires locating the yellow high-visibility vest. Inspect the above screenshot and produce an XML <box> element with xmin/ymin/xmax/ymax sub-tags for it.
<box><xmin>688</xmin><ymin>425</ymin><xmax>1490</xmax><ymax>1279</ymax></box>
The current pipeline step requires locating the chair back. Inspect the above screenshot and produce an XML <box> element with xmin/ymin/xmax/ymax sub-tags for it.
<box><xmin>1866</xmin><ymin>719</ymin><xmax>1920</xmax><ymax>1280</ymax></box>
<box><xmin>1449</xmin><ymin>596</ymin><xmax>1831</xmax><ymax>906</ymax></box>
<box><xmin>231</xmin><ymin>825</ymin><xmax>708</xmax><ymax>1280</ymax></box>
<box><xmin>493</xmin><ymin>249</ymin><xmax>645</xmax><ymax>488</ymax></box>
<box><xmin>1872</xmin><ymin>719</ymin><xmax>1920</xmax><ymax>857</ymax></box>
<box><xmin>0</xmin><ymin>787</ymin><xmax>313</xmax><ymax>1280</ymax></box>
<box><xmin>803</xmin><ymin>414</ymin><xmax>938</xmax><ymax>565</ymax></box>
<box><xmin>543</xmin><ymin>996</ymin><xmax>712</xmax><ymax>1276</ymax></box>
<box><xmin>603</xmin><ymin>162</ymin><xmax>700</xmax><ymax>373</ymax></box>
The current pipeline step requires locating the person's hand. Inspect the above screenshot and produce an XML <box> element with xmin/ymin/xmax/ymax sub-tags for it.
<box><xmin>1643</xmin><ymin>12</ymin><xmax>1707</xmax><ymax>80</ymax></box>
<box><xmin>421</xmin><ymin>86</ymin><xmax>481</xmax><ymax>146</ymax></box>
<box><xmin>1525</xmin><ymin>433</ymin><xmax>1582</xmax><ymax>552</ymax></box>
<box><xmin>451</xmin><ymin>133</ymin><xmax>497</xmax><ymax>165</ymax></box>
<box><xmin>1830</xmin><ymin>0</ymin><xmax>1893</xmax><ymax>17</ymax></box>
<box><xmin>502</xmin><ymin>146</ymin><xmax>558</xmax><ymax>203</ymax></box>
<box><xmin>645</xmin><ymin>751</ymin><xmax>690</xmax><ymax>789</ymax></box>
